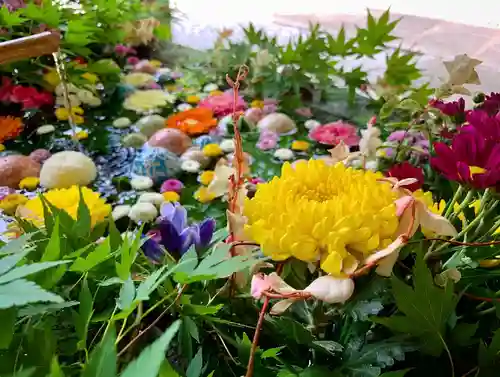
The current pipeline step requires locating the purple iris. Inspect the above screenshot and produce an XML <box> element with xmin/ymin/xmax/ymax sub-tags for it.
<box><xmin>142</xmin><ymin>202</ymin><xmax>216</xmax><ymax>262</ymax></box>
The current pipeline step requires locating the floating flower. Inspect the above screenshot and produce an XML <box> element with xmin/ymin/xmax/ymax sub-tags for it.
<box><xmin>163</xmin><ymin>191</ymin><xmax>180</xmax><ymax>202</ymax></box>
<box><xmin>129</xmin><ymin>202</ymin><xmax>158</xmax><ymax>223</ymax></box>
<box><xmin>304</xmin><ymin>119</ymin><xmax>321</xmax><ymax>131</ymax></box>
<box><xmin>431</xmin><ymin>129</ymin><xmax>500</xmax><ymax>188</ymax></box>
<box><xmin>36</xmin><ymin>125</ymin><xmax>56</xmax><ymax>135</ymax></box>
<box><xmin>291</xmin><ymin>140</ymin><xmax>310</xmax><ymax>151</ymax></box>
<box><xmin>160</xmin><ymin>179</ymin><xmax>184</xmax><ymax>194</ymax></box>
<box><xmin>181</xmin><ymin>160</ymin><xmax>201</xmax><ymax>173</ymax></box>
<box><xmin>199</xmin><ymin>170</ymin><xmax>215</xmax><ymax>185</ymax></box>
<box><xmin>0</xmin><ymin>193</ymin><xmax>28</xmax><ymax>215</ymax></box>
<box><xmin>194</xmin><ymin>186</ymin><xmax>216</xmax><ymax>203</ymax></box>
<box><xmin>123</xmin><ymin>90</ymin><xmax>174</xmax><ymax>113</ymax></box>
<box><xmin>166</xmin><ymin>108</ymin><xmax>217</xmax><ymax>136</ymax></box>
<box><xmin>198</xmin><ymin>91</ymin><xmax>247</xmax><ymax>117</ymax></box>
<box><xmin>186</xmin><ymin>95</ymin><xmax>200</xmax><ymax>104</ymax></box>
<box><xmin>202</xmin><ymin>143</ymin><xmax>223</xmax><ymax>157</ymax></box>
<box><xmin>309</xmin><ymin>121</ymin><xmax>360</xmax><ymax>146</ymax></box>
<box><xmin>387</xmin><ymin>162</ymin><xmax>424</xmax><ymax>192</ymax></box>
<box><xmin>122</xmin><ymin>72</ymin><xmax>156</xmax><ymax>88</ymax></box>
<box><xmin>274</xmin><ymin>148</ymin><xmax>294</xmax><ymax>161</ymax></box>
<box><xmin>55</xmin><ymin>106</ymin><xmax>84</xmax><ymax>124</ymax></box>
<box><xmin>19</xmin><ymin>177</ymin><xmax>40</xmax><ymax>191</ymax></box>
<box><xmin>142</xmin><ymin>202</ymin><xmax>215</xmax><ymax>261</ymax></box>
<box><xmin>0</xmin><ymin>116</ymin><xmax>23</xmax><ymax>143</ymax></box>
<box><xmin>244</xmin><ymin>160</ymin><xmax>399</xmax><ymax>276</ymax></box>
<box><xmin>19</xmin><ymin>186</ymin><xmax>111</xmax><ymax>227</ymax></box>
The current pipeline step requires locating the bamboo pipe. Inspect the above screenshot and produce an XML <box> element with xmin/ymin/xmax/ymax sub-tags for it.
<box><xmin>0</xmin><ymin>31</ymin><xmax>61</xmax><ymax>65</ymax></box>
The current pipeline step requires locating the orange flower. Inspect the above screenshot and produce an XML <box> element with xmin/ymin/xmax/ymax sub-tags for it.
<box><xmin>166</xmin><ymin>108</ymin><xmax>217</xmax><ymax>136</ymax></box>
<box><xmin>0</xmin><ymin>116</ymin><xmax>23</xmax><ymax>143</ymax></box>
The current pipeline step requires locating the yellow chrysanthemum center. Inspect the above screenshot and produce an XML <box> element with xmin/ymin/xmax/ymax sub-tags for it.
<box><xmin>470</xmin><ymin>166</ymin><xmax>486</xmax><ymax>176</ymax></box>
<box><xmin>21</xmin><ymin>186</ymin><xmax>111</xmax><ymax>228</ymax></box>
<box><xmin>244</xmin><ymin>160</ymin><xmax>399</xmax><ymax>276</ymax></box>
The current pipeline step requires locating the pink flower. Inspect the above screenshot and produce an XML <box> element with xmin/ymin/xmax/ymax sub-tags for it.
<box><xmin>114</xmin><ymin>44</ymin><xmax>129</xmax><ymax>56</ymax></box>
<box><xmin>295</xmin><ymin>107</ymin><xmax>313</xmax><ymax>117</ymax></box>
<box><xmin>250</xmin><ymin>177</ymin><xmax>265</xmax><ymax>184</ymax></box>
<box><xmin>198</xmin><ymin>92</ymin><xmax>247</xmax><ymax>118</ymax></box>
<box><xmin>127</xmin><ymin>56</ymin><xmax>140</xmax><ymax>65</ymax></box>
<box><xmin>263</xmin><ymin>98</ymin><xmax>278</xmax><ymax>114</ymax></box>
<box><xmin>244</xmin><ymin>108</ymin><xmax>264</xmax><ymax>124</ymax></box>
<box><xmin>0</xmin><ymin>77</ymin><xmax>14</xmax><ymax>102</ymax></box>
<box><xmin>10</xmin><ymin>85</ymin><xmax>53</xmax><ymax>109</ymax></box>
<box><xmin>160</xmin><ymin>179</ymin><xmax>184</xmax><ymax>193</ymax></box>
<box><xmin>256</xmin><ymin>138</ymin><xmax>277</xmax><ymax>150</ymax></box>
<box><xmin>309</xmin><ymin>121</ymin><xmax>360</xmax><ymax>146</ymax></box>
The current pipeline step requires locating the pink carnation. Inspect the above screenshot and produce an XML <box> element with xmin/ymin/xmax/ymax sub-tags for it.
<box><xmin>127</xmin><ymin>56</ymin><xmax>140</xmax><ymax>65</ymax></box>
<box><xmin>309</xmin><ymin>121</ymin><xmax>360</xmax><ymax>146</ymax></box>
<box><xmin>198</xmin><ymin>92</ymin><xmax>247</xmax><ymax>118</ymax></box>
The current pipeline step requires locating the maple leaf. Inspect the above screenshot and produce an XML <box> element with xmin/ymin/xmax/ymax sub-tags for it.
<box><xmin>373</xmin><ymin>256</ymin><xmax>457</xmax><ymax>356</ymax></box>
<box><xmin>443</xmin><ymin>54</ymin><xmax>482</xmax><ymax>86</ymax></box>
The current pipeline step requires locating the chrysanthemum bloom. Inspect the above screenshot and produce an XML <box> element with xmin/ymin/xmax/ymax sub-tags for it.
<box><xmin>19</xmin><ymin>186</ymin><xmax>111</xmax><ymax>228</ymax></box>
<box><xmin>198</xmin><ymin>92</ymin><xmax>247</xmax><ymax>118</ymax></box>
<box><xmin>309</xmin><ymin>121</ymin><xmax>360</xmax><ymax>146</ymax></box>
<box><xmin>431</xmin><ymin>129</ymin><xmax>500</xmax><ymax>188</ymax></box>
<box><xmin>123</xmin><ymin>90</ymin><xmax>174</xmax><ymax>114</ymax></box>
<box><xmin>386</xmin><ymin>162</ymin><xmax>424</xmax><ymax>192</ymax></box>
<box><xmin>464</xmin><ymin>109</ymin><xmax>500</xmax><ymax>142</ymax></box>
<box><xmin>430</xmin><ymin>97</ymin><xmax>466</xmax><ymax>122</ymax></box>
<box><xmin>479</xmin><ymin>92</ymin><xmax>500</xmax><ymax>115</ymax></box>
<box><xmin>244</xmin><ymin>160</ymin><xmax>399</xmax><ymax>276</ymax></box>
<box><xmin>166</xmin><ymin>108</ymin><xmax>217</xmax><ymax>136</ymax></box>
<box><xmin>0</xmin><ymin>116</ymin><xmax>23</xmax><ymax>143</ymax></box>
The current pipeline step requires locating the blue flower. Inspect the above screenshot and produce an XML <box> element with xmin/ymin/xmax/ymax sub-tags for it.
<box><xmin>142</xmin><ymin>202</ymin><xmax>216</xmax><ymax>262</ymax></box>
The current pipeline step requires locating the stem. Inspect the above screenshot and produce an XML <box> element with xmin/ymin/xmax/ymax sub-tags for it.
<box><xmin>444</xmin><ymin>186</ymin><xmax>464</xmax><ymax>218</ymax></box>
<box><xmin>440</xmin><ymin>334</ymin><xmax>455</xmax><ymax>377</ymax></box>
<box><xmin>245</xmin><ymin>297</ymin><xmax>270</xmax><ymax>377</ymax></box>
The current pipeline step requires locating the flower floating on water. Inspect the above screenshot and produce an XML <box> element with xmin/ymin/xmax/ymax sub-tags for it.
<box><xmin>55</xmin><ymin>106</ymin><xmax>84</xmax><ymax>124</ymax></box>
<box><xmin>19</xmin><ymin>177</ymin><xmax>40</xmax><ymax>191</ymax></box>
<box><xmin>198</xmin><ymin>91</ymin><xmax>247</xmax><ymax>117</ymax></box>
<box><xmin>0</xmin><ymin>116</ymin><xmax>23</xmax><ymax>143</ymax></box>
<box><xmin>142</xmin><ymin>202</ymin><xmax>215</xmax><ymax>261</ymax></box>
<box><xmin>387</xmin><ymin>162</ymin><xmax>424</xmax><ymax>192</ymax></box>
<box><xmin>309</xmin><ymin>121</ymin><xmax>360</xmax><ymax>146</ymax></box>
<box><xmin>166</xmin><ymin>108</ymin><xmax>217</xmax><ymax>136</ymax></box>
<box><xmin>160</xmin><ymin>179</ymin><xmax>184</xmax><ymax>194</ymax></box>
<box><xmin>0</xmin><ymin>193</ymin><xmax>28</xmax><ymax>215</ymax></box>
<box><xmin>244</xmin><ymin>160</ymin><xmax>400</xmax><ymax>276</ymax></box>
<box><xmin>123</xmin><ymin>90</ymin><xmax>174</xmax><ymax>113</ymax></box>
<box><xmin>19</xmin><ymin>186</ymin><xmax>111</xmax><ymax>228</ymax></box>
<box><xmin>202</xmin><ymin>143</ymin><xmax>223</xmax><ymax>157</ymax></box>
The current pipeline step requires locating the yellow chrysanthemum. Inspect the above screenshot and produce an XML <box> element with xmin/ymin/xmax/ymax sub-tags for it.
<box><xmin>55</xmin><ymin>106</ymin><xmax>84</xmax><ymax>124</ymax></box>
<box><xmin>251</xmin><ymin>100</ymin><xmax>264</xmax><ymax>108</ymax></box>
<box><xmin>244</xmin><ymin>160</ymin><xmax>399</xmax><ymax>276</ymax></box>
<box><xmin>413</xmin><ymin>190</ymin><xmax>446</xmax><ymax>216</ymax></box>
<box><xmin>291</xmin><ymin>140</ymin><xmax>310</xmax><ymax>151</ymax></box>
<box><xmin>186</xmin><ymin>95</ymin><xmax>200</xmax><ymax>104</ymax></box>
<box><xmin>149</xmin><ymin>60</ymin><xmax>162</xmax><ymax>68</ymax></box>
<box><xmin>123</xmin><ymin>90</ymin><xmax>174</xmax><ymax>113</ymax></box>
<box><xmin>0</xmin><ymin>194</ymin><xmax>28</xmax><ymax>215</ymax></box>
<box><xmin>202</xmin><ymin>144</ymin><xmax>223</xmax><ymax>157</ymax></box>
<box><xmin>20</xmin><ymin>186</ymin><xmax>111</xmax><ymax>228</ymax></box>
<box><xmin>199</xmin><ymin>170</ymin><xmax>215</xmax><ymax>185</ymax></box>
<box><xmin>43</xmin><ymin>69</ymin><xmax>61</xmax><ymax>89</ymax></box>
<box><xmin>163</xmin><ymin>191</ymin><xmax>180</xmax><ymax>202</ymax></box>
<box><xmin>19</xmin><ymin>177</ymin><xmax>40</xmax><ymax>190</ymax></box>
<box><xmin>194</xmin><ymin>187</ymin><xmax>216</xmax><ymax>203</ymax></box>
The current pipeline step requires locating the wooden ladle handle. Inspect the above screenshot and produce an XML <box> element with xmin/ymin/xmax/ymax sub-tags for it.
<box><xmin>0</xmin><ymin>31</ymin><xmax>61</xmax><ymax>65</ymax></box>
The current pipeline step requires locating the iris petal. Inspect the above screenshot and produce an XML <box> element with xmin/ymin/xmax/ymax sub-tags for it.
<box><xmin>198</xmin><ymin>218</ymin><xmax>216</xmax><ymax>249</ymax></box>
<box><xmin>158</xmin><ymin>218</ymin><xmax>182</xmax><ymax>254</ymax></box>
<box><xmin>142</xmin><ymin>235</ymin><xmax>164</xmax><ymax>263</ymax></box>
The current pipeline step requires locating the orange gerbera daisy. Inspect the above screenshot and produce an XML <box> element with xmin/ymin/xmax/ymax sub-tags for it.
<box><xmin>166</xmin><ymin>108</ymin><xmax>217</xmax><ymax>136</ymax></box>
<box><xmin>0</xmin><ymin>116</ymin><xmax>23</xmax><ymax>143</ymax></box>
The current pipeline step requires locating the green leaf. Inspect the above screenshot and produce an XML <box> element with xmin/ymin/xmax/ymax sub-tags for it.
<box><xmin>70</xmin><ymin>238</ymin><xmax>112</xmax><ymax>272</ymax></box>
<box><xmin>18</xmin><ymin>301</ymin><xmax>78</xmax><ymax>317</ymax></box>
<box><xmin>120</xmin><ymin>320</ymin><xmax>181</xmax><ymax>377</ymax></box>
<box><xmin>118</xmin><ymin>278</ymin><xmax>135</xmax><ymax>310</ymax></box>
<box><xmin>159</xmin><ymin>360</ymin><xmax>180</xmax><ymax>377</ymax></box>
<box><xmin>82</xmin><ymin>327</ymin><xmax>117</xmax><ymax>377</ymax></box>
<box><xmin>0</xmin><ymin>308</ymin><xmax>16</xmax><ymax>349</ymax></box>
<box><xmin>397</xmin><ymin>99</ymin><xmax>421</xmax><ymax>112</ymax></box>
<box><xmin>183</xmin><ymin>316</ymin><xmax>199</xmax><ymax>343</ymax></box>
<box><xmin>186</xmin><ymin>348</ymin><xmax>203</xmax><ymax>377</ymax></box>
<box><xmin>0</xmin><ymin>260</ymin><xmax>70</xmax><ymax>284</ymax></box>
<box><xmin>374</xmin><ymin>256</ymin><xmax>457</xmax><ymax>356</ymax></box>
<box><xmin>154</xmin><ymin>24</ymin><xmax>171</xmax><ymax>40</ymax></box>
<box><xmin>380</xmin><ymin>370</ymin><xmax>412</xmax><ymax>377</ymax></box>
<box><xmin>312</xmin><ymin>340</ymin><xmax>343</xmax><ymax>355</ymax></box>
<box><xmin>0</xmin><ymin>247</ymin><xmax>31</xmax><ymax>276</ymax></box>
<box><xmin>72</xmin><ymin>187</ymin><xmax>92</xmax><ymax>238</ymax></box>
<box><xmin>4</xmin><ymin>368</ymin><xmax>36</xmax><ymax>377</ymax></box>
<box><xmin>451</xmin><ymin>322</ymin><xmax>478</xmax><ymax>347</ymax></box>
<box><xmin>48</xmin><ymin>356</ymin><xmax>65</xmax><ymax>377</ymax></box>
<box><xmin>261</xmin><ymin>346</ymin><xmax>285</xmax><ymax>359</ymax></box>
<box><xmin>0</xmin><ymin>234</ymin><xmax>31</xmax><ymax>256</ymax></box>
<box><xmin>42</xmin><ymin>217</ymin><xmax>61</xmax><ymax>261</ymax></box>
<box><xmin>0</xmin><ymin>279</ymin><xmax>63</xmax><ymax>309</ymax></box>
<box><xmin>75</xmin><ymin>279</ymin><xmax>94</xmax><ymax>350</ymax></box>
<box><xmin>0</xmin><ymin>7</ymin><xmax>26</xmax><ymax>27</ymax></box>
<box><xmin>135</xmin><ymin>265</ymin><xmax>170</xmax><ymax>302</ymax></box>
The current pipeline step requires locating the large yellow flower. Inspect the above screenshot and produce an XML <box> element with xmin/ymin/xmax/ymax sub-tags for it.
<box><xmin>123</xmin><ymin>90</ymin><xmax>174</xmax><ymax>113</ymax></box>
<box><xmin>122</xmin><ymin>73</ymin><xmax>156</xmax><ymax>88</ymax></box>
<box><xmin>244</xmin><ymin>160</ymin><xmax>399</xmax><ymax>276</ymax></box>
<box><xmin>20</xmin><ymin>186</ymin><xmax>111</xmax><ymax>228</ymax></box>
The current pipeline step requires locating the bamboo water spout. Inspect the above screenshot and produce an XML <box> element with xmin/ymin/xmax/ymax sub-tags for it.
<box><xmin>0</xmin><ymin>31</ymin><xmax>60</xmax><ymax>65</ymax></box>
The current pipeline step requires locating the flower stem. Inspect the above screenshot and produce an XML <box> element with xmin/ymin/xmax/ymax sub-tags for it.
<box><xmin>444</xmin><ymin>186</ymin><xmax>464</xmax><ymax>218</ymax></box>
<box><xmin>245</xmin><ymin>296</ymin><xmax>270</xmax><ymax>377</ymax></box>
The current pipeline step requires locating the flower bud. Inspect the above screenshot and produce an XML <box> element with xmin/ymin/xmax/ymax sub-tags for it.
<box><xmin>305</xmin><ymin>276</ymin><xmax>354</xmax><ymax>304</ymax></box>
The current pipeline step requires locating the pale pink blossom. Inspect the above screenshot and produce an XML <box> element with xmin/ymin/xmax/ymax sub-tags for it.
<box><xmin>309</xmin><ymin>121</ymin><xmax>360</xmax><ymax>146</ymax></box>
<box><xmin>199</xmin><ymin>92</ymin><xmax>247</xmax><ymax>118</ymax></box>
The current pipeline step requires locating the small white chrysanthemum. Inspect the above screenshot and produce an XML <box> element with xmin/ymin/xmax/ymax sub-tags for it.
<box><xmin>129</xmin><ymin>202</ymin><xmax>158</xmax><ymax>223</ymax></box>
<box><xmin>112</xmin><ymin>205</ymin><xmax>132</xmax><ymax>220</ymax></box>
<box><xmin>36</xmin><ymin>125</ymin><xmax>56</xmax><ymax>135</ymax></box>
<box><xmin>203</xmin><ymin>83</ymin><xmax>219</xmax><ymax>92</ymax></box>
<box><xmin>63</xmin><ymin>126</ymin><xmax>85</xmax><ymax>136</ymax></box>
<box><xmin>304</xmin><ymin>119</ymin><xmax>321</xmax><ymax>130</ymax></box>
<box><xmin>176</xmin><ymin>103</ymin><xmax>193</xmax><ymax>112</ymax></box>
<box><xmin>219</xmin><ymin>139</ymin><xmax>235</xmax><ymax>153</ymax></box>
<box><xmin>274</xmin><ymin>148</ymin><xmax>294</xmax><ymax>161</ymax></box>
<box><xmin>130</xmin><ymin>175</ymin><xmax>154</xmax><ymax>190</ymax></box>
<box><xmin>181</xmin><ymin>160</ymin><xmax>201</xmax><ymax>173</ymax></box>
<box><xmin>113</xmin><ymin>117</ymin><xmax>132</xmax><ymax>128</ymax></box>
<box><xmin>137</xmin><ymin>192</ymin><xmax>165</xmax><ymax>208</ymax></box>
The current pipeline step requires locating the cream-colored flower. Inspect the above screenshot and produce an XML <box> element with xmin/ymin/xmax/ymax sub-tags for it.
<box><xmin>176</xmin><ymin>103</ymin><xmax>192</xmax><ymax>112</ymax></box>
<box><xmin>304</xmin><ymin>119</ymin><xmax>321</xmax><ymax>130</ymax></box>
<box><xmin>207</xmin><ymin>163</ymin><xmax>235</xmax><ymax>198</ymax></box>
<box><xmin>123</xmin><ymin>90</ymin><xmax>174</xmax><ymax>113</ymax></box>
<box><xmin>130</xmin><ymin>176</ymin><xmax>154</xmax><ymax>190</ymax></box>
<box><xmin>181</xmin><ymin>160</ymin><xmax>201</xmax><ymax>173</ymax></box>
<box><xmin>56</xmin><ymin>94</ymin><xmax>81</xmax><ymax>107</ymax></box>
<box><xmin>112</xmin><ymin>205</ymin><xmax>132</xmax><ymax>221</ymax></box>
<box><xmin>129</xmin><ymin>202</ymin><xmax>158</xmax><ymax>223</ymax></box>
<box><xmin>122</xmin><ymin>72</ymin><xmax>156</xmax><ymax>88</ymax></box>
<box><xmin>274</xmin><ymin>148</ymin><xmax>294</xmax><ymax>161</ymax></box>
<box><xmin>203</xmin><ymin>83</ymin><xmax>219</xmax><ymax>92</ymax></box>
<box><xmin>220</xmin><ymin>139</ymin><xmax>235</xmax><ymax>153</ymax></box>
<box><xmin>36</xmin><ymin>125</ymin><xmax>56</xmax><ymax>135</ymax></box>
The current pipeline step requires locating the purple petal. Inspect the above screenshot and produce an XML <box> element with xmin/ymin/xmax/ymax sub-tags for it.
<box><xmin>197</xmin><ymin>218</ymin><xmax>216</xmax><ymax>249</ymax></box>
<box><xmin>159</xmin><ymin>202</ymin><xmax>187</xmax><ymax>232</ymax></box>
<box><xmin>160</xmin><ymin>202</ymin><xmax>175</xmax><ymax>220</ymax></box>
<box><xmin>142</xmin><ymin>234</ymin><xmax>164</xmax><ymax>263</ymax></box>
<box><xmin>456</xmin><ymin>162</ymin><xmax>472</xmax><ymax>183</ymax></box>
<box><xmin>179</xmin><ymin>226</ymin><xmax>199</xmax><ymax>255</ymax></box>
<box><xmin>159</xmin><ymin>219</ymin><xmax>183</xmax><ymax>254</ymax></box>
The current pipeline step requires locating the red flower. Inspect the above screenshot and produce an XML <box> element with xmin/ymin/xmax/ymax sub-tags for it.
<box><xmin>10</xmin><ymin>85</ymin><xmax>53</xmax><ymax>109</ymax></box>
<box><xmin>74</xmin><ymin>57</ymin><xmax>86</xmax><ymax>65</ymax></box>
<box><xmin>386</xmin><ymin>162</ymin><xmax>424</xmax><ymax>192</ymax></box>
<box><xmin>0</xmin><ymin>77</ymin><xmax>14</xmax><ymax>102</ymax></box>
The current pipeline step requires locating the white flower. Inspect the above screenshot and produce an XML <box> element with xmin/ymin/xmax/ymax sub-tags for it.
<box><xmin>365</xmin><ymin>159</ymin><xmax>378</xmax><ymax>171</ymax></box>
<box><xmin>274</xmin><ymin>148</ymin><xmax>294</xmax><ymax>161</ymax></box>
<box><xmin>219</xmin><ymin>139</ymin><xmax>235</xmax><ymax>153</ymax></box>
<box><xmin>137</xmin><ymin>192</ymin><xmax>165</xmax><ymax>208</ymax></box>
<box><xmin>113</xmin><ymin>117</ymin><xmax>132</xmax><ymax>128</ymax></box>
<box><xmin>305</xmin><ymin>276</ymin><xmax>355</xmax><ymax>304</ymax></box>
<box><xmin>203</xmin><ymin>83</ymin><xmax>219</xmax><ymax>92</ymax></box>
<box><xmin>36</xmin><ymin>125</ymin><xmax>56</xmax><ymax>135</ymax></box>
<box><xmin>86</xmin><ymin>96</ymin><xmax>102</xmax><ymax>107</ymax></box>
<box><xmin>207</xmin><ymin>163</ymin><xmax>235</xmax><ymax>198</ymax></box>
<box><xmin>181</xmin><ymin>160</ymin><xmax>201</xmax><ymax>173</ymax></box>
<box><xmin>250</xmin><ymin>44</ymin><xmax>260</xmax><ymax>53</ymax></box>
<box><xmin>55</xmin><ymin>83</ymin><xmax>78</xmax><ymax>96</ymax></box>
<box><xmin>56</xmin><ymin>94</ymin><xmax>81</xmax><ymax>107</ymax></box>
<box><xmin>304</xmin><ymin>119</ymin><xmax>321</xmax><ymax>130</ymax></box>
<box><xmin>130</xmin><ymin>175</ymin><xmax>154</xmax><ymax>190</ymax></box>
<box><xmin>176</xmin><ymin>103</ymin><xmax>193</xmax><ymax>112</ymax></box>
<box><xmin>63</xmin><ymin>126</ymin><xmax>85</xmax><ymax>136</ymax></box>
<box><xmin>129</xmin><ymin>202</ymin><xmax>158</xmax><ymax>223</ymax></box>
<box><xmin>112</xmin><ymin>205</ymin><xmax>132</xmax><ymax>220</ymax></box>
